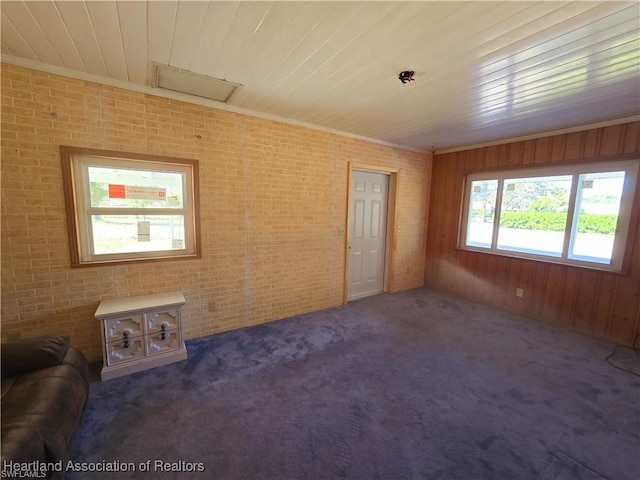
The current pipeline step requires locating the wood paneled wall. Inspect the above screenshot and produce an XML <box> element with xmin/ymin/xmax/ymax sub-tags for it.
<box><xmin>424</xmin><ymin>122</ymin><xmax>640</xmax><ymax>345</ymax></box>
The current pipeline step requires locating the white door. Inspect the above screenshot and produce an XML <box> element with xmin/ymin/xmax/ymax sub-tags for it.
<box><xmin>347</xmin><ymin>170</ymin><xmax>389</xmax><ymax>300</ymax></box>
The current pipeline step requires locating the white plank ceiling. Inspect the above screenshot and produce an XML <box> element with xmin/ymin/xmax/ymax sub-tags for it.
<box><xmin>1</xmin><ymin>1</ymin><xmax>638</xmax><ymax>152</ymax></box>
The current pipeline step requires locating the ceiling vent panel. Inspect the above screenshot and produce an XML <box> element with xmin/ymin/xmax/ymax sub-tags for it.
<box><xmin>153</xmin><ymin>64</ymin><xmax>241</xmax><ymax>103</ymax></box>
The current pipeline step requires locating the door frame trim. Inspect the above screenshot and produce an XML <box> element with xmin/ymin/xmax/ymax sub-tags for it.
<box><xmin>343</xmin><ymin>163</ymin><xmax>399</xmax><ymax>304</ymax></box>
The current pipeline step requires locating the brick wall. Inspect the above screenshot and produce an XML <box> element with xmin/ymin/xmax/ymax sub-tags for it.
<box><xmin>1</xmin><ymin>63</ymin><xmax>431</xmax><ymax>361</ymax></box>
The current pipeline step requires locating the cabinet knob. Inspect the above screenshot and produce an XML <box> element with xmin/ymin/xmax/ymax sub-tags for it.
<box><xmin>123</xmin><ymin>340</ymin><xmax>129</xmax><ymax>349</ymax></box>
<box><xmin>123</xmin><ymin>330</ymin><xmax>129</xmax><ymax>338</ymax></box>
<box><xmin>160</xmin><ymin>332</ymin><xmax>167</xmax><ymax>340</ymax></box>
<box><xmin>160</xmin><ymin>323</ymin><xmax>167</xmax><ymax>330</ymax></box>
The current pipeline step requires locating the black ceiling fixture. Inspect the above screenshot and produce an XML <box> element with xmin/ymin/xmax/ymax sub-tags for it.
<box><xmin>398</xmin><ymin>70</ymin><xmax>415</xmax><ymax>84</ymax></box>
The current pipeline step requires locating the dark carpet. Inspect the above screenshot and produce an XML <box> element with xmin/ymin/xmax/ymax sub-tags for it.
<box><xmin>69</xmin><ymin>288</ymin><xmax>640</xmax><ymax>480</ymax></box>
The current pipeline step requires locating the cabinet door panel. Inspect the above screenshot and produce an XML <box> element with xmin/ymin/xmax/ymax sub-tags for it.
<box><xmin>146</xmin><ymin>329</ymin><xmax>180</xmax><ymax>356</ymax></box>
<box><xmin>146</xmin><ymin>308</ymin><xmax>179</xmax><ymax>333</ymax></box>
<box><xmin>106</xmin><ymin>338</ymin><xmax>145</xmax><ymax>365</ymax></box>
<box><xmin>104</xmin><ymin>314</ymin><xmax>144</xmax><ymax>342</ymax></box>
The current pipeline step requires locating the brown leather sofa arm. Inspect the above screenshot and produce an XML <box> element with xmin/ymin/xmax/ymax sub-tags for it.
<box><xmin>1</xmin><ymin>335</ymin><xmax>70</xmax><ymax>379</ymax></box>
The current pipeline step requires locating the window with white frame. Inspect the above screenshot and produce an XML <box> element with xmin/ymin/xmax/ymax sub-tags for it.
<box><xmin>459</xmin><ymin>159</ymin><xmax>639</xmax><ymax>272</ymax></box>
<box><xmin>61</xmin><ymin>147</ymin><xmax>200</xmax><ymax>267</ymax></box>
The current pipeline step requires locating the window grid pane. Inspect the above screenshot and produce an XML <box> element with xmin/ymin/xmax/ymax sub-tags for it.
<box><xmin>568</xmin><ymin>171</ymin><xmax>625</xmax><ymax>264</ymax></box>
<box><xmin>91</xmin><ymin>215</ymin><xmax>186</xmax><ymax>255</ymax></box>
<box><xmin>88</xmin><ymin>167</ymin><xmax>184</xmax><ymax>209</ymax></box>
<box><xmin>496</xmin><ymin>175</ymin><xmax>572</xmax><ymax>257</ymax></box>
<box><xmin>465</xmin><ymin>180</ymin><xmax>498</xmax><ymax>248</ymax></box>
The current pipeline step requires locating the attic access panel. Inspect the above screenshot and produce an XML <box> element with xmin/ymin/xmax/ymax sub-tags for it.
<box><xmin>153</xmin><ymin>64</ymin><xmax>241</xmax><ymax>103</ymax></box>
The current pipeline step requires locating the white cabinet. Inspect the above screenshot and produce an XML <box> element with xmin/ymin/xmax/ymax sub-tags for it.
<box><xmin>95</xmin><ymin>292</ymin><xmax>188</xmax><ymax>381</ymax></box>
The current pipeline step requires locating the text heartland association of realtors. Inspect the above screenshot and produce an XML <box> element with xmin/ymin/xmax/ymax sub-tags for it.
<box><xmin>1</xmin><ymin>459</ymin><xmax>205</xmax><ymax>477</ymax></box>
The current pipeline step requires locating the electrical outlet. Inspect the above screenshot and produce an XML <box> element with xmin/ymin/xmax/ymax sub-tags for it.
<box><xmin>338</xmin><ymin>226</ymin><xmax>345</xmax><ymax>236</ymax></box>
<box><xmin>516</xmin><ymin>288</ymin><xmax>524</xmax><ymax>298</ymax></box>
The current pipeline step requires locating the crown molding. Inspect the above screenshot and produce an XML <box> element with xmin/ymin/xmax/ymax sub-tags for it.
<box><xmin>4</xmin><ymin>55</ymin><xmax>634</xmax><ymax>158</ymax></box>
<box><xmin>434</xmin><ymin>116</ymin><xmax>640</xmax><ymax>155</ymax></box>
<box><xmin>1</xmin><ymin>55</ymin><xmax>429</xmax><ymax>155</ymax></box>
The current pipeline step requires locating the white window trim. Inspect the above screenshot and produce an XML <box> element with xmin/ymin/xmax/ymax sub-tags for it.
<box><xmin>459</xmin><ymin>159</ymin><xmax>639</xmax><ymax>273</ymax></box>
<box><xmin>61</xmin><ymin>147</ymin><xmax>201</xmax><ymax>267</ymax></box>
